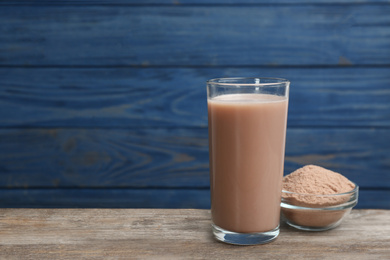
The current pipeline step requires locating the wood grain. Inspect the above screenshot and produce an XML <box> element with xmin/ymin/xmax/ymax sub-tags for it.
<box><xmin>0</xmin><ymin>4</ymin><xmax>389</xmax><ymax>66</ymax></box>
<box><xmin>0</xmin><ymin>1</ymin><xmax>389</xmax><ymax>210</ymax></box>
<box><xmin>0</xmin><ymin>128</ymin><xmax>389</xmax><ymax>189</ymax></box>
<box><xmin>0</xmin><ymin>209</ymin><xmax>389</xmax><ymax>259</ymax></box>
<box><xmin>2</xmin><ymin>0</ymin><xmax>390</xmax><ymax>5</ymax></box>
<box><xmin>1</xmin><ymin>67</ymin><xmax>389</xmax><ymax>128</ymax></box>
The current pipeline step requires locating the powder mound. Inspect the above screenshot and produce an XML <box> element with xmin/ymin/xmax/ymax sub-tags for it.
<box><xmin>282</xmin><ymin>165</ymin><xmax>355</xmax><ymax>207</ymax></box>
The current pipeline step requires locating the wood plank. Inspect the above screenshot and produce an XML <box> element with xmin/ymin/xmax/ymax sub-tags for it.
<box><xmin>0</xmin><ymin>209</ymin><xmax>388</xmax><ymax>259</ymax></box>
<box><xmin>2</xmin><ymin>0</ymin><xmax>390</xmax><ymax>5</ymax></box>
<box><xmin>358</xmin><ymin>190</ymin><xmax>390</xmax><ymax>209</ymax></box>
<box><xmin>1</xmin><ymin>67</ymin><xmax>389</xmax><ymax>128</ymax></box>
<box><xmin>0</xmin><ymin>128</ymin><xmax>389</xmax><ymax>189</ymax></box>
<box><xmin>0</xmin><ymin>188</ymin><xmax>387</xmax><ymax>209</ymax></box>
<box><xmin>0</xmin><ymin>188</ymin><xmax>211</xmax><ymax>209</ymax></box>
<box><xmin>0</xmin><ymin>128</ymin><xmax>210</xmax><ymax>188</ymax></box>
<box><xmin>1</xmin><ymin>5</ymin><xmax>389</xmax><ymax>66</ymax></box>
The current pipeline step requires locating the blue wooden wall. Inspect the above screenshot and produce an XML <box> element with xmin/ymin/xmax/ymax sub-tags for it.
<box><xmin>0</xmin><ymin>0</ymin><xmax>389</xmax><ymax>209</ymax></box>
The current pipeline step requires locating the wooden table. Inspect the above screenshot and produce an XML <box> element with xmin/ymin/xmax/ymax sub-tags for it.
<box><xmin>0</xmin><ymin>209</ymin><xmax>388</xmax><ymax>259</ymax></box>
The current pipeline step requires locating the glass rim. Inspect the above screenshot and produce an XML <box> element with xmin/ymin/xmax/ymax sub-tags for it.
<box><xmin>207</xmin><ymin>77</ymin><xmax>290</xmax><ymax>86</ymax></box>
<box><xmin>282</xmin><ymin>182</ymin><xmax>359</xmax><ymax>198</ymax></box>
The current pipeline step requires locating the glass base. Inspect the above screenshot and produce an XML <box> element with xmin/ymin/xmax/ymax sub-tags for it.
<box><xmin>283</xmin><ymin>218</ymin><xmax>344</xmax><ymax>231</ymax></box>
<box><xmin>211</xmin><ymin>224</ymin><xmax>279</xmax><ymax>245</ymax></box>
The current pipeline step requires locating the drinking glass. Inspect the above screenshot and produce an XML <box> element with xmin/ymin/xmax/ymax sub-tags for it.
<box><xmin>207</xmin><ymin>77</ymin><xmax>290</xmax><ymax>245</ymax></box>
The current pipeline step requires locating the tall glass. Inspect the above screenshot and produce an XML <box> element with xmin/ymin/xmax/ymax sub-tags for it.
<box><xmin>207</xmin><ymin>77</ymin><xmax>289</xmax><ymax>245</ymax></box>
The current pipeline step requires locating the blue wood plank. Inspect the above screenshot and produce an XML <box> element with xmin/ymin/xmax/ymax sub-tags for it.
<box><xmin>0</xmin><ymin>67</ymin><xmax>389</xmax><ymax>128</ymax></box>
<box><xmin>2</xmin><ymin>1</ymin><xmax>390</xmax><ymax>5</ymax></box>
<box><xmin>0</xmin><ymin>188</ymin><xmax>386</xmax><ymax>209</ymax></box>
<box><xmin>0</xmin><ymin>188</ymin><xmax>211</xmax><ymax>209</ymax></box>
<box><xmin>284</xmin><ymin>129</ymin><xmax>390</xmax><ymax>190</ymax></box>
<box><xmin>0</xmin><ymin>5</ymin><xmax>389</xmax><ymax>66</ymax></box>
<box><xmin>0</xmin><ymin>128</ymin><xmax>210</xmax><ymax>189</ymax></box>
<box><xmin>0</xmin><ymin>128</ymin><xmax>389</xmax><ymax>189</ymax></box>
<box><xmin>0</xmin><ymin>0</ymin><xmax>388</xmax><ymax>211</ymax></box>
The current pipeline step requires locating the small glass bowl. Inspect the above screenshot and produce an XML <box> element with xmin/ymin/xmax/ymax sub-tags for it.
<box><xmin>281</xmin><ymin>183</ymin><xmax>359</xmax><ymax>231</ymax></box>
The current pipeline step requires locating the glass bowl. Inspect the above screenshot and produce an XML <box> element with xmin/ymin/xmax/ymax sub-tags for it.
<box><xmin>281</xmin><ymin>183</ymin><xmax>359</xmax><ymax>231</ymax></box>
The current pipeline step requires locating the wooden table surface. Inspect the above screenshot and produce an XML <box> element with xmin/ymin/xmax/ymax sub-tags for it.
<box><xmin>0</xmin><ymin>209</ymin><xmax>389</xmax><ymax>259</ymax></box>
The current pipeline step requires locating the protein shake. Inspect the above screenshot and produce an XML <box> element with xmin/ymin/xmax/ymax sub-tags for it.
<box><xmin>208</xmin><ymin>92</ymin><xmax>288</xmax><ymax>234</ymax></box>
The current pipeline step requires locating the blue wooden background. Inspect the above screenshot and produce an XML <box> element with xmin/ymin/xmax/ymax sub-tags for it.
<box><xmin>0</xmin><ymin>0</ymin><xmax>389</xmax><ymax>209</ymax></box>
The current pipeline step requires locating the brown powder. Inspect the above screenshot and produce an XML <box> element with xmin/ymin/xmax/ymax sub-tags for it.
<box><xmin>281</xmin><ymin>165</ymin><xmax>356</xmax><ymax>229</ymax></box>
<box><xmin>283</xmin><ymin>165</ymin><xmax>355</xmax><ymax>207</ymax></box>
